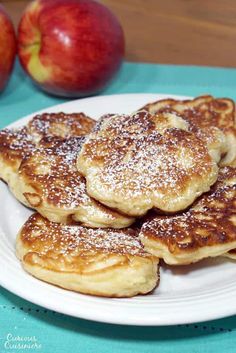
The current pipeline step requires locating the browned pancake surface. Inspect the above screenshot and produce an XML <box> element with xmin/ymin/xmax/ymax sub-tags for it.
<box><xmin>0</xmin><ymin>112</ymin><xmax>134</xmax><ymax>227</ymax></box>
<box><xmin>0</xmin><ymin>112</ymin><xmax>95</xmax><ymax>172</ymax></box>
<box><xmin>19</xmin><ymin>136</ymin><xmax>133</xmax><ymax>226</ymax></box>
<box><xmin>0</xmin><ymin>127</ymin><xmax>36</xmax><ymax>172</ymax></box>
<box><xmin>19</xmin><ymin>213</ymin><xmax>148</xmax><ymax>260</ymax></box>
<box><xmin>141</xmin><ymin>95</ymin><xmax>236</xmax><ymax>165</ymax></box>
<box><xmin>27</xmin><ymin>112</ymin><xmax>95</xmax><ymax>141</ymax></box>
<box><xmin>140</xmin><ymin>167</ymin><xmax>236</xmax><ymax>264</ymax></box>
<box><xmin>12</xmin><ymin>132</ymin><xmax>134</xmax><ymax>227</ymax></box>
<box><xmin>77</xmin><ymin>111</ymin><xmax>218</xmax><ymax>216</ymax></box>
<box><xmin>141</xmin><ymin>95</ymin><xmax>235</xmax><ymax>131</ymax></box>
<box><xmin>19</xmin><ymin>137</ymin><xmax>87</xmax><ymax>208</ymax></box>
<box><xmin>16</xmin><ymin>213</ymin><xmax>159</xmax><ymax>298</ymax></box>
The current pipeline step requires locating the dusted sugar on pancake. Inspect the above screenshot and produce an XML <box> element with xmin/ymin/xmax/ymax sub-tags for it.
<box><xmin>0</xmin><ymin>112</ymin><xmax>134</xmax><ymax>228</ymax></box>
<box><xmin>139</xmin><ymin>167</ymin><xmax>236</xmax><ymax>265</ymax></box>
<box><xmin>140</xmin><ymin>95</ymin><xmax>236</xmax><ymax>166</ymax></box>
<box><xmin>16</xmin><ymin>213</ymin><xmax>159</xmax><ymax>298</ymax></box>
<box><xmin>0</xmin><ymin>127</ymin><xmax>35</xmax><ymax>172</ymax></box>
<box><xmin>0</xmin><ymin>111</ymin><xmax>95</xmax><ymax>189</ymax></box>
<box><xmin>0</xmin><ymin>127</ymin><xmax>37</xmax><ymax>205</ymax></box>
<box><xmin>18</xmin><ymin>137</ymin><xmax>134</xmax><ymax>227</ymax></box>
<box><xmin>0</xmin><ymin>112</ymin><xmax>94</xmax><ymax>206</ymax></box>
<box><xmin>27</xmin><ymin>112</ymin><xmax>95</xmax><ymax>142</ymax></box>
<box><xmin>77</xmin><ymin>110</ymin><xmax>219</xmax><ymax>217</ymax></box>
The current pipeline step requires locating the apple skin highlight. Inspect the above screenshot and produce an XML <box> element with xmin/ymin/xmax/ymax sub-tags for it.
<box><xmin>0</xmin><ymin>5</ymin><xmax>17</xmax><ymax>92</ymax></box>
<box><xmin>18</xmin><ymin>0</ymin><xmax>125</xmax><ymax>97</ymax></box>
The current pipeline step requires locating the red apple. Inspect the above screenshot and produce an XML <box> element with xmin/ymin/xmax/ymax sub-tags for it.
<box><xmin>0</xmin><ymin>5</ymin><xmax>16</xmax><ymax>92</ymax></box>
<box><xmin>17</xmin><ymin>0</ymin><xmax>125</xmax><ymax>97</ymax></box>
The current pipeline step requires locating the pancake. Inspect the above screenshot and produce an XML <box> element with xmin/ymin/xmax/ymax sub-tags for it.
<box><xmin>18</xmin><ymin>137</ymin><xmax>134</xmax><ymax>227</ymax></box>
<box><xmin>140</xmin><ymin>95</ymin><xmax>236</xmax><ymax>165</ymax></box>
<box><xmin>27</xmin><ymin>112</ymin><xmax>95</xmax><ymax>142</ymax></box>
<box><xmin>77</xmin><ymin>110</ymin><xmax>219</xmax><ymax>217</ymax></box>
<box><xmin>225</xmin><ymin>249</ymin><xmax>236</xmax><ymax>260</ymax></box>
<box><xmin>223</xmin><ymin>160</ymin><xmax>236</xmax><ymax>260</ymax></box>
<box><xmin>16</xmin><ymin>213</ymin><xmax>159</xmax><ymax>298</ymax></box>
<box><xmin>0</xmin><ymin>112</ymin><xmax>133</xmax><ymax>228</ymax></box>
<box><xmin>0</xmin><ymin>112</ymin><xmax>95</xmax><ymax>187</ymax></box>
<box><xmin>139</xmin><ymin>167</ymin><xmax>236</xmax><ymax>265</ymax></box>
<box><xmin>0</xmin><ymin>127</ymin><xmax>37</xmax><ymax>205</ymax></box>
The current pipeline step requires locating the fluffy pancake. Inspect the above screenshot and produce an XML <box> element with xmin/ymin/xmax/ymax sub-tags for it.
<box><xmin>140</xmin><ymin>95</ymin><xmax>236</xmax><ymax>165</ymax></box>
<box><xmin>0</xmin><ymin>112</ymin><xmax>133</xmax><ymax>228</ymax></box>
<box><xmin>139</xmin><ymin>167</ymin><xmax>236</xmax><ymax>265</ymax></box>
<box><xmin>77</xmin><ymin>110</ymin><xmax>218</xmax><ymax>216</ymax></box>
<box><xmin>18</xmin><ymin>137</ymin><xmax>134</xmax><ymax>227</ymax></box>
<box><xmin>0</xmin><ymin>127</ymin><xmax>37</xmax><ymax>205</ymax></box>
<box><xmin>0</xmin><ymin>112</ymin><xmax>95</xmax><ymax>186</ymax></box>
<box><xmin>0</xmin><ymin>112</ymin><xmax>94</xmax><ymax>206</ymax></box>
<box><xmin>27</xmin><ymin>112</ymin><xmax>95</xmax><ymax>142</ymax></box>
<box><xmin>16</xmin><ymin>213</ymin><xmax>159</xmax><ymax>298</ymax></box>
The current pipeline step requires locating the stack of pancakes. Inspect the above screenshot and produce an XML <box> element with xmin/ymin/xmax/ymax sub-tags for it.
<box><xmin>1</xmin><ymin>95</ymin><xmax>235</xmax><ymax>298</ymax></box>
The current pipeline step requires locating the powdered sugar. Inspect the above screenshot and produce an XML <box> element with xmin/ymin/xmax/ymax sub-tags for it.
<box><xmin>78</xmin><ymin>111</ymin><xmax>218</xmax><ymax>215</ymax></box>
<box><xmin>24</xmin><ymin>214</ymin><xmax>148</xmax><ymax>257</ymax></box>
<box><xmin>141</xmin><ymin>167</ymin><xmax>236</xmax><ymax>251</ymax></box>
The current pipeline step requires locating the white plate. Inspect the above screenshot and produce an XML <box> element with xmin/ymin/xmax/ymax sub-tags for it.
<box><xmin>1</xmin><ymin>93</ymin><xmax>236</xmax><ymax>326</ymax></box>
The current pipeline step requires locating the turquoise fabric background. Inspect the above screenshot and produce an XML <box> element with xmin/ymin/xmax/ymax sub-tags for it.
<box><xmin>1</xmin><ymin>61</ymin><xmax>236</xmax><ymax>353</ymax></box>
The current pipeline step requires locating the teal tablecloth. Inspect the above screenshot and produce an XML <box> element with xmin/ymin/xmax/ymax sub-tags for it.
<box><xmin>1</xmin><ymin>61</ymin><xmax>236</xmax><ymax>353</ymax></box>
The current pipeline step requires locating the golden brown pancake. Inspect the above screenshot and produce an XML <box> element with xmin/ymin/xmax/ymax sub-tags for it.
<box><xmin>0</xmin><ymin>127</ymin><xmax>38</xmax><ymax>205</ymax></box>
<box><xmin>223</xmin><ymin>161</ymin><xmax>236</xmax><ymax>260</ymax></box>
<box><xmin>139</xmin><ymin>167</ymin><xmax>236</xmax><ymax>265</ymax></box>
<box><xmin>18</xmin><ymin>137</ymin><xmax>134</xmax><ymax>227</ymax></box>
<box><xmin>27</xmin><ymin>112</ymin><xmax>95</xmax><ymax>142</ymax></box>
<box><xmin>140</xmin><ymin>95</ymin><xmax>236</xmax><ymax>166</ymax></box>
<box><xmin>0</xmin><ymin>112</ymin><xmax>133</xmax><ymax>227</ymax></box>
<box><xmin>0</xmin><ymin>127</ymin><xmax>35</xmax><ymax>174</ymax></box>
<box><xmin>0</xmin><ymin>112</ymin><xmax>94</xmax><ymax>206</ymax></box>
<box><xmin>0</xmin><ymin>112</ymin><xmax>95</xmax><ymax>183</ymax></box>
<box><xmin>77</xmin><ymin>110</ymin><xmax>218</xmax><ymax>216</ymax></box>
<box><xmin>16</xmin><ymin>213</ymin><xmax>159</xmax><ymax>298</ymax></box>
